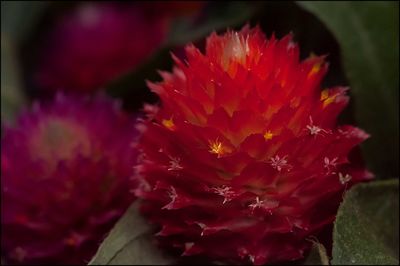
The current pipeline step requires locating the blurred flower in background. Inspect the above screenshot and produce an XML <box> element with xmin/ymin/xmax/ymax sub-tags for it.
<box><xmin>1</xmin><ymin>94</ymin><xmax>138</xmax><ymax>265</ymax></box>
<box><xmin>32</xmin><ymin>1</ymin><xmax>204</xmax><ymax>94</ymax></box>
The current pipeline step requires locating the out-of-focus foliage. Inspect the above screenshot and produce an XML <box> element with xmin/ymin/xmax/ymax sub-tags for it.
<box><xmin>166</xmin><ymin>1</ymin><xmax>255</xmax><ymax>46</ymax></box>
<box><xmin>1</xmin><ymin>1</ymin><xmax>48</xmax><ymax>43</ymax></box>
<box><xmin>1</xmin><ymin>36</ymin><xmax>26</xmax><ymax>123</ymax></box>
<box><xmin>1</xmin><ymin>0</ymin><xmax>46</xmax><ymax>123</ymax></box>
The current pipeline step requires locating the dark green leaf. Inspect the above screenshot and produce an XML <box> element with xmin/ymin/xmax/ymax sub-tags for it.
<box><xmin>1</xmin><ymin>1</ymin><xmax>49</xmax><ymax>43</ymax></box>
<box><xmin>332</xmin><ymin>179</ymin><xmax>399</xmax><ymax>265</ymax></box>
<box><xmin>166</xmin><ymin>2</ymin><xmax>255</xmax><ymax>46</ymax></box>
<box><xmin>1</xmin><ymin>1</ymin><xmax>50</xmax><ymax>123</ymax></box>
<box><xmin>1</xmin><ymin>35</ymin><xmax>26</xmax><ymax>123</ymax></box>
<box><xmin>297</xmin><ymin>1</ymin><xmax>399</xmax><ymax>177</ymax></box>
<box><xmin>88</xmin><ymin>202</ymin><xmax>176</xmax><ymax>265</ymax></box>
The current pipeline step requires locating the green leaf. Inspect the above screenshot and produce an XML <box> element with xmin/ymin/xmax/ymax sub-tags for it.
<box><xmin>1</xmin><ymin>35</ymin><xmax>26</xmax><ymax>123</ymax></box>
<box><xmin>1</xmin><ymin>1</ymin><xmax>49</xmax><ymax>43</ymax></box>
<box><xmin>303</xmin><ymin>238</ymin><xmax>330</xmax><ymax>265</ymax></box>
<box><xmin>331</xmin><ymin>179</ymin><xmax>399</xmax><ymax>265</ymax></box>
<box><xmin>166</xmin><ymin>1</ymin><xmax>255</xmax><ymax>46</ymax></box>
<box><xmin>1</xmin><ymin>1</ymin><xmax>50</xmax><ymax>123</ymax></box>
<box><xmin>89</xmin><ymin>202</ymin><xmax>176</xmax><ymax>265</ymax></box>
<box><xmin>297</xmin><ymin>1</ymin><xmax>399</xmax><ymax>177</ymax></box>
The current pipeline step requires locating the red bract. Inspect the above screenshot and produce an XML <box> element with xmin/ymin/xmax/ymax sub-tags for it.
<box><xmin>134</xmin><ymin>26</ymin><xmax>373</xmax><ymax>265</ymax></box>
<box><xmin>1</xmin><ymin>94</ymin><xmax>137</xmax><ymax>265</ymax></box>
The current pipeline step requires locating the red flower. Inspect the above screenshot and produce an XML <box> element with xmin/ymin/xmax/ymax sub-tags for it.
<box><xmin>1</xmin><ymin>94</ymin><xmax>137</xmax><ymax>265</ymax></box>
<box><xmin>134</xmin><ymin>26</ymin><xmax>373</xmax><ymax>264</ymax></box>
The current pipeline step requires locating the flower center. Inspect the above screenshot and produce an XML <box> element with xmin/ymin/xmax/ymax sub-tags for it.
<box><xmin>263</xmin><ymin>130</ymin><xmax>274</xmax><ymax>140</ymax></box>
<box><xmin>221</xmin><ymin>32</ymin><xmax>249</xmax><ymax>70</ymax></box>
<box><xmin>162</xmin><ymin>117</ymin><xmax>176</xmax><ymax>130</ymax></box>
<box><xmin>209</xmin><ymin>139</ymin><xmax>226</xmax><ymax>157</ymax></box>
<box><xmin>29</xmin><ymin>117</ymin><xmax>91</xmax><ymax>168</ymax></box>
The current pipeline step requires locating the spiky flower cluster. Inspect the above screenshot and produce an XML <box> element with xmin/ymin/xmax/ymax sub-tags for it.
<box><xmin>1</xmin><ymin>94</ymin><xmax>137</xmax><ymax>265</ymax></box>
<box><xmin>134</xmin><ymin>26</ymin><xmax>373</xmax><ymax>264</ymax></box>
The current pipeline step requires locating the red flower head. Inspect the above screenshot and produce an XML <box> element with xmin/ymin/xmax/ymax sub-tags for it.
<box><xmin>1</xmin><ymin>94</ymin><xmax>137</xmax><ymax>265</ymax></box>
<box><xmin>134</xmin><ymin>26</ymin><xmax>373</xmax><ymax>265</ymax></box>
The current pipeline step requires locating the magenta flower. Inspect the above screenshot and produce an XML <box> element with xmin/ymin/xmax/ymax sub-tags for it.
<box><xmin>34</xmin><ymin>2</ymin><xmax>169</xmax><ymax>93</ymax></box>
<box><xmin>1</xmin><ymin>94</ymin><xmax>137</xmax><ymax>264</ymax></box>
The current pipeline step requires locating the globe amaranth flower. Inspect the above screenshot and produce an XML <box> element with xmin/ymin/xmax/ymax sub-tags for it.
<box><xmin>1</xmin><ymin>94</ymin><xmax>137</xmax><ymax>265</ymax></box>
<box><xmin>33</xmin><ymin>2</ymin><xmax>202</xmax><ymax>93</ymax></box>
<box><xmin>133</xmin><ymin>26</ymin><xmax>373</xmax><ymax>265</ymax></box>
